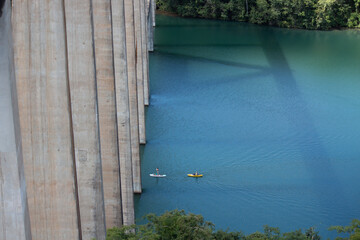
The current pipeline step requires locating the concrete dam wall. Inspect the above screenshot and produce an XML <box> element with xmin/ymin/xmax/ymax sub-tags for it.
<box><xmin>0</xmin><ymin>0</ymin><xmax>155</xmax><ymax>239</ymax></box>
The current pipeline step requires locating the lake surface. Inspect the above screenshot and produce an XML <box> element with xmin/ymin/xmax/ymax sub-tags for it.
<box><xmin>135</xmin><ymin>15</ymin><xmax>360</xmax><ymax>238</ymax></box>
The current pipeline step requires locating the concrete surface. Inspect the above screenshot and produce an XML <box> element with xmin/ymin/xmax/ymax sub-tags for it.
<box><xmin>147</xmin><ymin>0</ymin><xmax>154</xmax><ymax>51</ymax></box>
<box><xmin>152</xmin><ymin>0</ymin><xmax>156</xmax><ymax>27</ymax></box>
<box><xmin>64</xmin><ymin>0</ymin><xmax>106</xmax><ymax>239</ymax></box>
<box><xmin>111</xmin><ymin>0</ymin><xmax>135</xmax><ymax>225</ymax></box>
<box><xmin>12</xmin><ymin>0</ymin><xmax>81</xmax><ymax>239</ymax></box>
<box><xmin>92</xmin><ymin>0</ymin><xmax>123</xmax><ymax>229</ymax></box>
<box><xmin>134</xmin><ymin>0</ymin><xmax>146</xmax><ymax>145</ymax></box>
<box><xmin>3</xmin><ymin>0</ymin><xmax>155</xmax><ymax>236</ymax></box>
<box><xmin>141</xmin><ymin>0</ymin><xmax>150</xmax><ymax>106</ymax></box>
<box><xmin>124</xmin><ymin>0</ymin><xmax>142</xmax><ymax>194</ymax></box>
<box><xmin>0</xmin><ymin>1</ymin><xmax>31</xmax><ymax>239</ymax></box>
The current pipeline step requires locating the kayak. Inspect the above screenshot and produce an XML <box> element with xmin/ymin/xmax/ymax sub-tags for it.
<box><xmin>150</xmin><ymin>174</ymin><xmax>166</xmax><ymax>178</ymax></box>
<box><xmin>187</xmin><ymin>174</ymin><xmax>203</xmax><ymax>177</ymax></box>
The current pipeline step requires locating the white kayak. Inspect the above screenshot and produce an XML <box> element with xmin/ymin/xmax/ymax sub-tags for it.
<box><xmin>150</xmin><ymin>173</ymin><xmax>166</xmax><ymax>178</ymax></box>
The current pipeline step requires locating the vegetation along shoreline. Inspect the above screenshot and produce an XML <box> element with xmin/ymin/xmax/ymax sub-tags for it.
<box><xmin>105</xmin><ymin>210</ymin><xmax>360</xmax><ymax>239</ymax></box>
<box><xmin>156</xmin><ymin>0</ymin><xmax>360</xmax><ymax>30</ymax></box>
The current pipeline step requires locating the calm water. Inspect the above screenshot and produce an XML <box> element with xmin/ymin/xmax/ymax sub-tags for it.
<box><xmin>135</xmin><ymin>15</ymin><xmax>360</xmax><ymax>238</ymax></box>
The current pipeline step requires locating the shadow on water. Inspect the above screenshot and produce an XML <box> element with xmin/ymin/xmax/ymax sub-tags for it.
<box><xmin>156</xmin><ymin>43</ymin><xmax>261</xmax><ymax>48</ymax></box>
<box><xmin>153</xmin><ymin>50</ymin><xmax>270</xmax><ymax>71</ymax></box>
<box><xmin>259</xmin><ymin>29</ymin><xmax>350</xmax><ymax>216</ymax></box>
<box><xmin>156</xmin><ymin>24</ymin><xmax>226</xmax><ymax>28</ymax></box>
<box><xmin>149</xmin><ymin>50</ymin><xmax>272</xmax><ymax>98</ymax></box>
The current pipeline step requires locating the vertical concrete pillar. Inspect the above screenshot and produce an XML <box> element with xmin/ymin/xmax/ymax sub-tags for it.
<box><xmin>152</xmin><ymin>0</ymin><xmax>156</xmax><ymax>27</ymax></box>
<box><xmin>92</xmin><ymin>0</ymin><xmax>123</xmax><ymax>228</ymax></box>
<box><xmin>134</xmin><ymin>0</ymin><xmax>146</xmax><ymax>144</ymax></box>
<box><xmin>0</xmin><ymin>1</ymin><xmax>31</xmax><ymax>239</ymax></box>
<box><xmin>124</xmin><ymin>0</ymin><xmax>142</xmax><ymax>194</ymax></box>
<box><xmin>111</xmin><ymin>0</ymin><xmax>135</xmax><ymax>225</ymax></box>
<box><xmin>12</xmin><ymin>0</ymin><xmax>81</xmax><ymax>239</ymax></box>
<box><xmin>141</xmin><ymin>0</ymin><xmax>150</xmax><ymax>106</ymax></box>
<box><xmin>63</xmin><ymin>0</ymin><xmax>106</xmax><ymax>239</ymax></box>
<box><xmin>147</xmin><ymin>0</ymin><xmax>154</xmax><ymax>52</ymax></box>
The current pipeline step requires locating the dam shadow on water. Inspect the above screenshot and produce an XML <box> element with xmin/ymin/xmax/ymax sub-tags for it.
<box><xmin>135</xmin><ymin>15</ymin><xmax>360</xmax><ymax>238</ymax></box>
<box><xmin>259</xmin><ymin>28</ymin><xmax>351</xmax><ymax>226</ymax></box>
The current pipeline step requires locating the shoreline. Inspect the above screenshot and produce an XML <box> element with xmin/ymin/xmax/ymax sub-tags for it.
<box><xmin>156</xmin><ymin>10</ymin><xmax>179</xmax><ymax>17</ymax></box>
<box><xmin>155</xmin><ymin>9</ymin><xmax>360</xmax><ymax>31</ymax></box>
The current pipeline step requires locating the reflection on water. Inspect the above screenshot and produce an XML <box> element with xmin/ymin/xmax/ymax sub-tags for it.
<box><xmin>135</xmin><ymin>15</ymin><xmax>360</xmax><ymax>238</ymax></box>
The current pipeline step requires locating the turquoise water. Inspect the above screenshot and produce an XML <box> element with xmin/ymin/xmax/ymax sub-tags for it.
<box><xmin>135</xmin><ymin>15</ymin><xmax>360</xmax><ymax>238</ymax></box>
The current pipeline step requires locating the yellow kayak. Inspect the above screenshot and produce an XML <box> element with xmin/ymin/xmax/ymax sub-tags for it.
<box><xmin>187</xmin><ymin>174</ymin><xmax>203</xmax><ymax>177</ymax></box>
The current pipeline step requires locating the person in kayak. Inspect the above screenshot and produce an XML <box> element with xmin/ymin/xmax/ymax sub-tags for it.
<box><xmin>194</xmin><ymin>171</ymin><xmax>198</xmax><ymax>176</ymax></box>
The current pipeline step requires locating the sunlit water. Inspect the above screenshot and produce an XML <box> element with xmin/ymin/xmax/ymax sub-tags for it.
<box><xmin>135</xmin><ymin>15</ymin><xmax>360</xmax><ymax>238</ymax></box>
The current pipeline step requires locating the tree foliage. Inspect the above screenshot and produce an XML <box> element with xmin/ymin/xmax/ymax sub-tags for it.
<box><xmin>104</xmin><ymin>210</ymin><xmax>359</xmax><ymax>240</ymax></box>
<box><xmin>156</xmin><ymin>0</ymin><xmax>360</xmax><ymax>29</ymax></box>
<box><xmin>329</xmin><ymin>219</ymin><xmax>360</xmax><ymax>240</ymax></box>
<box><xmin>104</xmin><ymin>210</ymin><xmax>360</xmax><ymax>240</ymax></box>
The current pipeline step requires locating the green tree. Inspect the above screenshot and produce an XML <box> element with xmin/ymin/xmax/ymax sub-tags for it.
<box><xmin>305</xmin><ymin>227</ymin><xmax>321</xmax><ymax>240</ymax></box>
<box><xmin>104</xmin><ymin>210</ymin><xmax>360</xmax><ymax>240</ymax></box>
<box><xmin>213</xmin><ymin>229</ymin><xmax>244</xmax><ymax>239</ymax></box>
<box><xmin>156</xmin><ymin>0</ymin><xmax>360</xmax><ymax>29</ymax></box>
<box><xmin>263</xmin><ymin>225</ymin><xmax>281</xmax><ymax>240</ymax></box>
<box><xmin>329</xmin><ymin>219</ymin><xmax>360</xmax><ymax>240</ymax></box>
<box><xmin>145</xmin><ymin>210</ymin><xmax>214</xmax><ymax>239</ymax></box>
<box><xmin>106</xmin><ymin>226</ymin><xmax>138</xmax><ymax>240</ymax></box>
<box><xmin>249</xmin><ymin>0</ymin><xmax>271</xmax><ymax>24</ymax></box>
<box><xmin>245</xmin><ymin>231</ymin><xmax>268</xmax><ymax>240</ymax></box>
<box><xmin>315</xmin><ymin>0</ymin><xmax>350</xmax><ymax>29</ymax></box>
<box><xmin>347</xmin><ymin>12</ymin><xmax>360</xmax><ymax>27</ymax></box>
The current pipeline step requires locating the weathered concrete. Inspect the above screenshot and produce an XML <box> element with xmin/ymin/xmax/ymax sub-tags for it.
<box><xmin>134</xmin><ymin>0</ymin><xmax>146</xmax><ymax>144</ymax></box>
<box><xmin>147</xmin><ymin>0</ymin><xmax>154</xmax><ymax>52</ymax></box>
<box><xmin>0</xmin><ymin>1</ymin><xmax>31</xmax><ymax>239</ymax></box>
<box><xmin>92</xmin><ymin>0</ymin><xmax>123</xmax><ymax>229</ymax></box>
<box><xmin>12</xmin><ymin>0</ymin><xmax>81</xmax><ymax>239</ymax></box>
<box><xmin>64</xmin><ymin>0</ymin><xmax>106</xmax><ymax>239</ymax></box>
<box><xmin>3</xmin><ymin>0</ymin><xmax>156</xmax><ymax>235</ymax></box>
<box><xmin>152</xmin><ymin>0</ymin><xmax>156</xmax><ymax>27</ymax></box>
<box><xmin>111</xmin><ymin>0</ymin><xmax>135</xmax><ymax>225</ymax></box>
<box><xmin>124</xmin><ymin>0</ymin><xmax>142</xmax><ymax>194</ymax></box>
<box><xmin>141</xmin><ymin>0</ymin><xmax>150</xmax><ymax>106</ymax></box>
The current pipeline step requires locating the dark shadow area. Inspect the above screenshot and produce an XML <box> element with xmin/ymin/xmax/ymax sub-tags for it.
<box><xmin>156</xmin><ymin>24</ymin><xmax>226</xmax><ymax>28</ymax></box>
<box><xmin>205</xmin><ymin>70</ymin><xmax>272</xmax><ymax>87</ymax></box>
<box><xmin>0</xmin><ymin>0</ymin><xmax>5</xmax><ymax>18</ymax></box>
<box><xmin>260</xmin><ymin>29</ymin><xmax>349</xmax><ymax>214</ymax></box>
<box><xmin>156</xmin><ymin>43</ymin><xmax>260</xmax><ymax>48</ymax></box>
<box><xmin>154</xmin><ymin>50</ymin><xmax>269</xmax><ymax>71</ymax></box>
